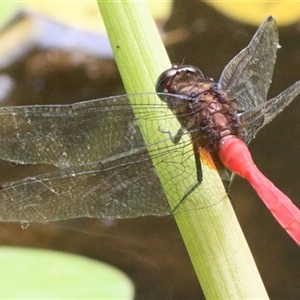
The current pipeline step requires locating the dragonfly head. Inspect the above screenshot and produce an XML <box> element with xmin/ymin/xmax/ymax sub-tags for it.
<box><xmin>156</xmin><ymin>65</ymin><xmax>205</xmax><ymax>101</ymax></box>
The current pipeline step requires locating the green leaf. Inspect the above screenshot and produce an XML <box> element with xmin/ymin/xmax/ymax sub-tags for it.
<box><xmin>0</xmin><ymin>246</ymin><xmax>134</xmax><ymax>299</ymax></box>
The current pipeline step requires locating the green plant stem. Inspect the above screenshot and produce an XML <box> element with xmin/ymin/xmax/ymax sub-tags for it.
<box><xmin>97</xmin><ymin>1</ymin><xmax>269</xmax><ymax>299</ymax></box>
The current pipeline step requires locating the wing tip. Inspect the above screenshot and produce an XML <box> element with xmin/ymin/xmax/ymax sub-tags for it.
<box><xmin>267</xmin><ymin>15</ymin><xmax>275</xmax><ymax>23</ymax></box>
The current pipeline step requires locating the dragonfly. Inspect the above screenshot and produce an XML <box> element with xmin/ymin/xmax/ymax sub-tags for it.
<box><xmin>0</xmin><ymin>16</ymin><xmax>299</xmax><ymax>243</ymax></box>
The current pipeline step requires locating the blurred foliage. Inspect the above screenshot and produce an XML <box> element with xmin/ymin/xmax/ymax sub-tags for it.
<box><xmin>205</xmin><ymin>0</ymin><xmax>300</xmax><ymax>26</ymax></box>
<box><xmin>0</xmin><ymin>1</ymin><xmax>18</xmax><ymax>26</ymax></box>
<box><xmin>0</xmin><ymin>1</ymin><xmax>171</xmax><ymax>33</ymax></box>
<box><xmin>0</xmin><ymin>247</ymin><xmax>134</xmax><ymax>299</ymax></box>
<box><xmin>1</xmin><ymin>1</ymin><xmax>299</xmax><ymax>33</ymax></box>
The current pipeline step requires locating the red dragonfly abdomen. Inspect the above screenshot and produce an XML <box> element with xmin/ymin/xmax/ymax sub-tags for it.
<box><xmin>219</xmin><ymin>135</ymin><xmax>300</xmax><ymax>245</ymax></box>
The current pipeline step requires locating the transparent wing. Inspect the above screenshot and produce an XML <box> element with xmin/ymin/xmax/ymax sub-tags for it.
<box><xmin>239</xmin><ymin>80</ymin><xmax>300</xmax><ymax>143</ymax></box>
<box><xmin>219</xmin><ymin>16</ymin><xmax>278</xmax><ymax>112</ymax></box>
<box><xmin>262</xmin><ymin>80</ymin><xmax>300</xmax><ymax>126</ymax></box>
<box><xmin>0</xmin><ymin>153</ymin><xmax>170</xmax><ymax>222</ymax></box>
<box><xmin>0</xmin><ymin>94</ymin><xmax>167</xmax><ymax>167</ymax></box>
<box><xmin>0</xmin><ymin>93</ymin><xmax>221</xmax><ymax>222</ymax></box>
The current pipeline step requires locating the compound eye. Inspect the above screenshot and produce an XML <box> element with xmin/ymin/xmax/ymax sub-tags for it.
<box><xmin>156</xmin><ymin>65</ymin><xmax>205</xmax><ymax>94</ymax></box>
<box><xmin>155</xmin><ymin>67</ymin><xmax>179</xmax><ymax>93</ymax></box>
<box><xmin>179</xmin><ymin>65</ymin><xmax>205</xmax><ymax>79</ymax></box>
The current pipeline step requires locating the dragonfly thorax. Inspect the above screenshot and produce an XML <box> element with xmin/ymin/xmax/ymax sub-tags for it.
<box><xmin>189</xmin><ymin>86</ymin><xmax>242</xmax><ymax>151</ymax></box>
<box><xmin>156</xmin><ymin>65</ymin><xmax>242</xmax><ymax>151</ymax></box>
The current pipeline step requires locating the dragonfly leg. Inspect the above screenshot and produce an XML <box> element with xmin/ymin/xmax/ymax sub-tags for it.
<box><xmin>172</xmin><ymin>143</ymin><xmax>203</xmax><ymax>213</ymax></box>
<box><xmin>158</xmin><ymin>126</ymin><xmax>184</xmax><ymax>144</ymax></box>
